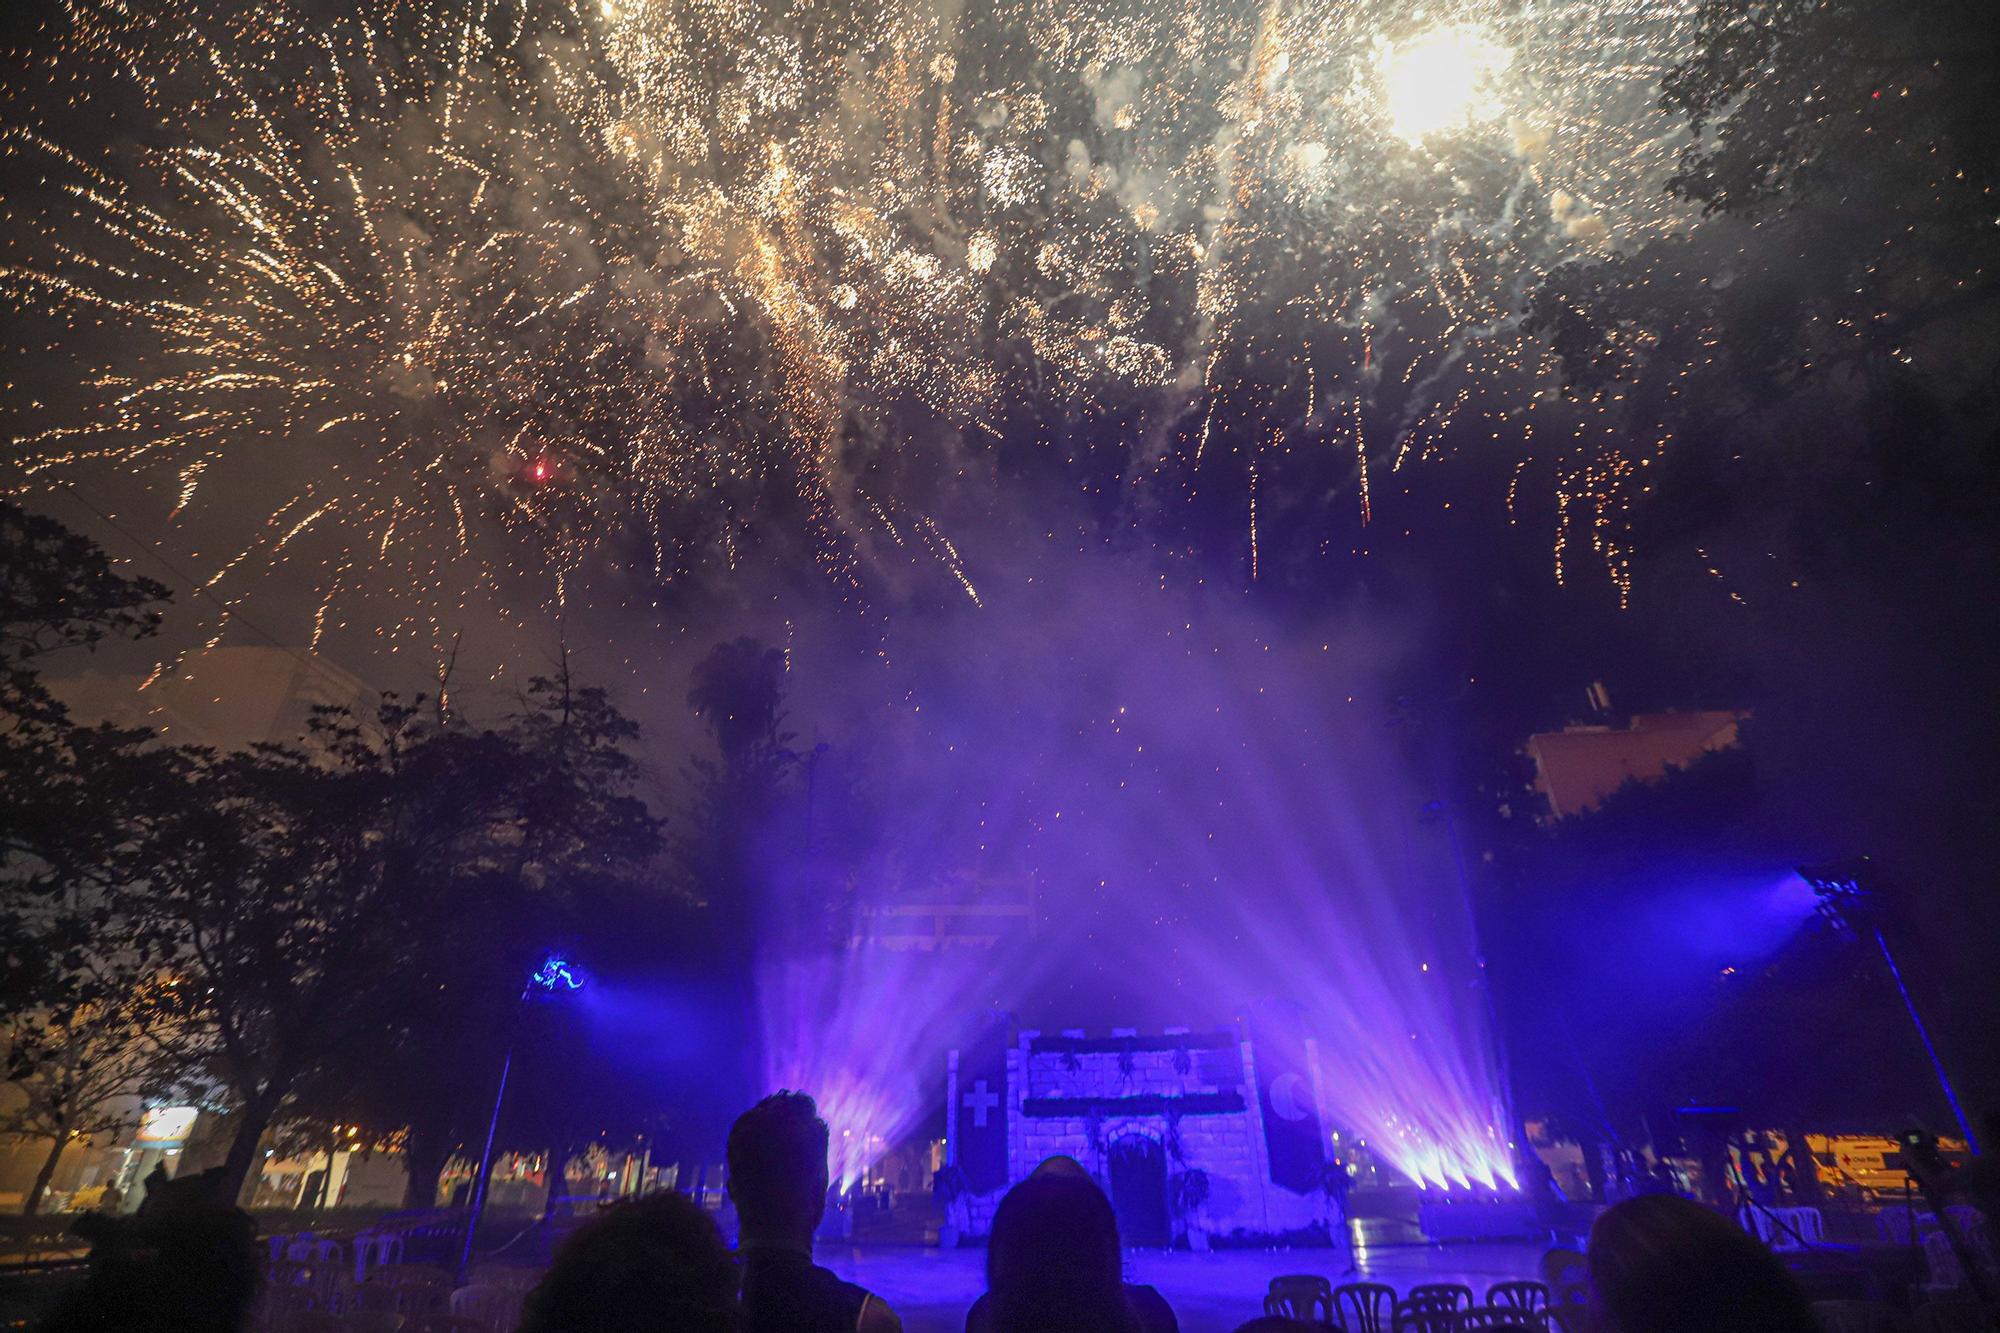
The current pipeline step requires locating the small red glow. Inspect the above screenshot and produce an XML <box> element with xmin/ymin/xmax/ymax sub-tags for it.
<box><xmin>528</xmin><ymin>459</ymin><xmax>551</xmax><ymax>482</ymax></box>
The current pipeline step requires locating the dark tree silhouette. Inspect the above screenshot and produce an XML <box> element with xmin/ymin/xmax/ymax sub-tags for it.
<box><xmin>2</xmin><ymin>998</ymin><xmax>156</xmax><ymax>1215</ymax></box>
<box><xmin>0</xmin><ymin>501</ymin><xmax>166</xmax><ymax>713</ymax></box>
<box><xmin>0</xmin><ymin>502</ymin><xmax>174</xmax><ymax>1013</ymax></box>
<box><xmin>1529</xmin><ymin>0</ymin><xmax>2000</xmax><ymax>407</ymax></box>
<box><xmin>0</xmin><ymin>504</ymin><xmax>183</xmax><ymax>1209</ymax></box>
<box><xmin>102</xmin><ymin>679</ymin><xmax>663</xmax><ymax>1199</ymax></box>
<box><xmin>670</xmin><ymin>636</ymin><xmax>804</xmax><ymax>1139</ymax></box>
<box><xmin>686</xmin><ymin>636</ymin><xmax>788</xmax><ymax>762</ymax></box>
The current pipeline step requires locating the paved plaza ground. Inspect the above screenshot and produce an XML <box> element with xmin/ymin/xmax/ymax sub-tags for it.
<box><xmin>819</xmin><ymin>1239</ymin><xmax>1546</xmax><ymax>1333</ymax></box>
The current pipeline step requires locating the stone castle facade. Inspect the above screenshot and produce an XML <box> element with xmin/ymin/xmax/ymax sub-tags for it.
<box><xmin>947</xmin><ymin>1025</ymin><xmax>1332</xmax><ymax>1246</ymax></box>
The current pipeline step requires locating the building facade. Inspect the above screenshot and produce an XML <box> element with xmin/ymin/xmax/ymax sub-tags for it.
<box><xmin>1525</xmin><ymin>709</ymin><xmax>1748</xmax><ymax>820</ymax></box>
<box><xmin>50</xmin><ymin>644</ymin><xmax>373</xmax><ymax>751</ymax></box>
<box><xmin>945</xmin><ymin>1025</ymin><xmax>1333</xmax><ymax>1247</ymax></box>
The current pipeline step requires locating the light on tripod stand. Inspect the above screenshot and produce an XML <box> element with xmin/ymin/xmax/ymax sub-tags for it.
<box><xmin>1796</xmin><ymin>859</ymin><xmax>1978</xmax><ymax>1154</ymax></box>
<box><xmin>455</xmin><ymin>952</ymin><xmax>589</xmax><ymax>1281</ymax></box>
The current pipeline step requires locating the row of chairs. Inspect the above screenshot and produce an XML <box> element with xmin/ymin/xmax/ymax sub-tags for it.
<box><xmin>1737</xmin><ymin>1205</ymin><xmax>1827</xmax><ymax>1252</ymax></box>
<box><xmin>1875</xmin><ymin>1206</ymin><xmax>1987</xmax><ymax>1250</ymax></box>
<box><xmin>266</xmin><ymin>1228</ymin><xmax>413</xmax><ymax>1285</ymax></box>
<box><xmin>1264</xmin><ymin>1277</ymin><xmax>1561</xmax><ymax>1332</ymax></box>
<box><xmin>1915</xmin><ymin>1224</ymin><xmax>2000</xmax><ymax>1300</ymax></box>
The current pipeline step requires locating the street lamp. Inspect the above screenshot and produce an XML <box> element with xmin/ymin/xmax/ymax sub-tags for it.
<box><xmin>1797</xmin><ymin>858</ymin><xmax>1978</xmax><ymax>1154</ymax></box>
<box><xmin>455</xmin><ymin>953</ymin><xmax>587</xmax><ymax>1281</ymax></box>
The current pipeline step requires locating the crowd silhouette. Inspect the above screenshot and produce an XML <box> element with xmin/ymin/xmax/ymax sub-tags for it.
<box><xmin>37</xmin><ymin>1090</ymin><xmax>1970</xmax><ymax>1333</ymax></box>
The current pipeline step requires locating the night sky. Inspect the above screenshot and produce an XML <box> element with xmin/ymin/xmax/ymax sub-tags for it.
<box><xmin>4</xmin><ymin>0</ymin><xmax>1998</xmax><ymax>1119</ymax></box>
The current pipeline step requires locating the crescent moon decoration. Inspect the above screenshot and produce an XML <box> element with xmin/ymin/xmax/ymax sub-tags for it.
<box><xmin>1270</xmin><ymin>1071</ymin><xmax>1315</xmax><ymax>1123</ymax></box>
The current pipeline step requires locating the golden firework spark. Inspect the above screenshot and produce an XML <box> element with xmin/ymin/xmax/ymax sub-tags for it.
<box><xmin>4</xmin><ymin>0</ymin><xmax>1704</xmax><ymax>642</ymax></box>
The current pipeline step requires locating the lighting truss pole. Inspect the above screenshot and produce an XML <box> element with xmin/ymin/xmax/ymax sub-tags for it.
<box><xmin>455</xmin><ymin>954</ymin><xmax>585</xmax><ymax>1282</ymax></box>
<box><xmin>1798</xmin><ymin>860</ymin><xmax>1978</xmax><ymax>1154</ymax></box>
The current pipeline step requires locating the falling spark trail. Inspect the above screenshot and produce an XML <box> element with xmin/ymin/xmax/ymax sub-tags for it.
<box><xmin>6</xmin><ymin>0</ymin><xmax>1701</xmax><ymax>638</ymax></box>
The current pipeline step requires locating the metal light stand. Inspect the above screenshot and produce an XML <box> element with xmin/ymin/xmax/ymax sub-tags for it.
<box><xmin>1796</xmin><ymin>860</ymin><xmax>1978</xmax><ymax>1153</ymax></box>
<box><xmin>454</xmin><ymin>955</ymin><xmax>584</xmax><ymax>1283</ymax></box>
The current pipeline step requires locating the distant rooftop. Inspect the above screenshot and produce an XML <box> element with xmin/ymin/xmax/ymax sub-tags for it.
<box><xmin>50</xmin><ymin>644</ymin><xmax>372</xmax><ymax>752</ymax></box>
<box><xmin>1525</xmin><ymin>709</ymin><xmax>1747</xmax><ymax>819</ymax></box>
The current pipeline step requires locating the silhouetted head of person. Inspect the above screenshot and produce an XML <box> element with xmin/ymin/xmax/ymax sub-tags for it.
<box><xmin>1586</xmin><ymin>1194</ymin><xmax>1817</xmax><ymax>1333</ymax></box>
<box><xmin>1030</xmin><ymin>1155</ymin><xmax>1089</xmax><ymax>1181</ymax></box>
<box><xmin>519</xmin><ymin>1191</ymin><xmax>737</xmax><ymax>1333</ymax></box>
<box><xmin>728</xmin><ymin>1091</ymin><xmax>830</xmax><ymax>1248</ymax></box>
<box><xmin>985</xmin><ymin>1161</ymin><xmax>1139</xmax><ymax>1333</ymax></box>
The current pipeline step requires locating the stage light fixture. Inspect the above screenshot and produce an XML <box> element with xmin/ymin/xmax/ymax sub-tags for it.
<box><xmin>1796</xmin><ymin>858</ymin><xmax>1977</xmax><ymax>1154</ymax></box>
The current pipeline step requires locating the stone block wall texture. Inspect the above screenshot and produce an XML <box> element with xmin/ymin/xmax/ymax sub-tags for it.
<box><xmin>965</xmin><ymin>1027</ymin><xmax>1327</xmax><ymax>1240</ymax></box>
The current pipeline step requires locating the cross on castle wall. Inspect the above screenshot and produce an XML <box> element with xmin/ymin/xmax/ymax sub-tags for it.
<box><xmin>962</xmin><ymin>1079</ymin><xmax>1000</xmax><ymax>1128</ymax></box>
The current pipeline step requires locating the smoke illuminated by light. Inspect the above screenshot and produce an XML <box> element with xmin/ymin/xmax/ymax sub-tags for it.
<box><xmin>750</xmin><ymin>574</ymin><xmax>1519</xmax><ymax>1193</ymax></box>
<box><xmin>757</xmin><ymin>928</ymin><xmax>1058</xmax><ymax>1188</ymax></box>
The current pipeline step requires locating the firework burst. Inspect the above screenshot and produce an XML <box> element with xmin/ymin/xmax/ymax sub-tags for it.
<box><xmin>4</xmin><ymin>0</ymin><xmax>1704</xmax><ymax>644</ymax></box>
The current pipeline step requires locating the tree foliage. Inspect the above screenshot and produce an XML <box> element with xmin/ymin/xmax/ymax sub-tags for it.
<box><xmin>1661</xmin><ymin>0</ymin><xmax>2000</xmax><ymax>221</ymax></box>
<box><xmin>108</xmin><ymin>679</ymin><xmax>664</xmax><ymax>1196</ymax></box>
<box><xmin>1528</xmin><ymin>0</ymin><xmax>2000</xmax><ymax>411</ymax></box>
<box><xmin>2</xmin><ymin>997</ymin><xmax>161</xmax><ymax>1214</ymax></box>
<box><xmin>0</xmin><ymin>501</ymin><xmax>167</xmax><ymax>715</ymax></box>
<box><xmin>4</xmin><ymin>506</ymin><xmax>682</xmax><ymax>1207</ymax></box>
<box><xmin>685</xmin><ymin>636</ymin><xmax>787</xmax><ymax>764</ymax></box>
<box><xmin>673</xmin><ymin>635</ymin><xmax>803</xmax><ymax>915</ymax></box>
<box><xmin>1</xmin><ymin>505</ymin><xmax>186</xmax><ymax>1195</ymax></box>
<box><xmin>665</xmin><ymin>636</ymin><xmax>810</xmax><ymax>1137</ymax></box>
<box><xmin>0</xmin><ymin>502</ymin><xmax>177</xmax><ymax>1013</ymax></box>
<box><xmin>1483</xmin><ymin>742</ymin><xmax>1962</xmax><ymax>1149</ymax></box>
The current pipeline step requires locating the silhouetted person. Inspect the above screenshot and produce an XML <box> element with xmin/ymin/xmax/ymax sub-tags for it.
<box><xmin>1525</xmin><ymin>1154</ymin><xmax>1569</xmax><ymax>1243</ymax></box>
<box><xmin>1323</xmin><ymin>1156</ymin><xmax>1356</xmax><ymax>1273</ymax></box>
<box><xmin>136</xmin><ymin>1161</ymin><xmax>171</xmax><ymax>1215</ymax></box>
<box><xmin>729</xmin><ymin>1092</ymin><xmax>901</xmax><ymax>1333</ymax></box>
<box><xmin>966</xmin><ymin>1157</ymin><xmax>1176</xmax><ymax>1333</ymax></box>
<box><xmin>43</xmin><ymin>1167</ymin><xmax>258</xmax><ymax>1333</ymax></box>
<box><xmin>1585</xmin><ymin>1193</ymin><xmax>1817</xmax><ymax>1333</ymax></box>
<box><xmin>518</xmin><ymin>1191</ymin><xmax>737</xmax><ymax>1333</ymax></box>
<box><xmin>1748</xmin><ymin>1158</ymin><xmax>1776</xmax><ymax>1207</ymax></box>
